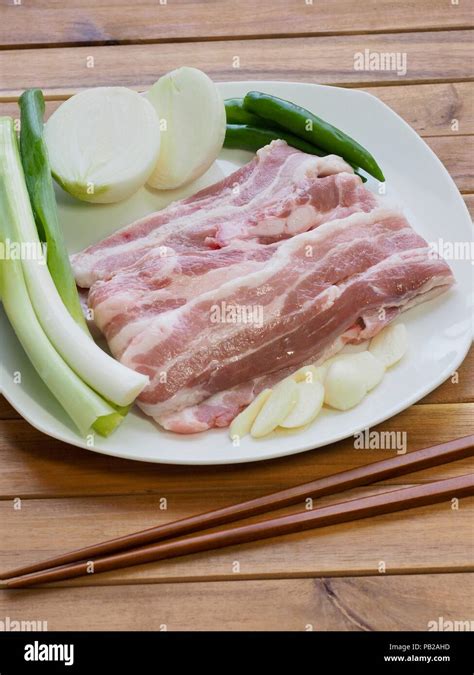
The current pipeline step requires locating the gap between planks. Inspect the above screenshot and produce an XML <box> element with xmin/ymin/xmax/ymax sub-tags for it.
<box><xmin>3</xmin><ymin>80</ymin><xmax>474</xmax><ymax>103</ymax></box>
<box><xmin>2</xmin><ymin>26</ymin><xmax>474</xmax><ymax>52</ymax></box>
<box><xmin>2</xmin><ymin>79</ymin><xmax>473</xmax><ymax>104</ymax></box>
<box><xmin>0</xmin><ymin>403</ymin><xmax>472</xmax><ymax>500</ymax></box>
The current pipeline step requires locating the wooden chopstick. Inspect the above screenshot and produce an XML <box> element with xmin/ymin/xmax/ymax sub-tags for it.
<box><xmin>2</xmin><ymin>434</ymin><xmax>473</xmax><ymax>582</ymax></box>
<box><xmin>5</xmin><ymin>473</ymin><xmax>473</xmax><ymax>588</ymax></box>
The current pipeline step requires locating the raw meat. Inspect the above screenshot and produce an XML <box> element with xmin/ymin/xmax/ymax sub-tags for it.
<box><xmin>72</xmin><ymin>141</ymin><xmax>455</xmax><ymax>434</ymax></box>
<box><xmin>72</xmin><ymin>140</ymin><xmax>373</xmax><ymax>287</ymax></box>
<box><xmin>89</xmin><ymin>240</ymin><xmax>277</xmax><ymax>357</ymax></box>
<box><xmin>118</xmin><ymin>208</ymin><xmax>454</xmax><ymax>427</ymax></box>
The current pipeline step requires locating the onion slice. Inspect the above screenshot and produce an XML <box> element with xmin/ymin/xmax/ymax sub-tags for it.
<box><xmin>146</xmin><ymin>67</ymin><xmax>226</xmax><ymax>190</ymax></box>
<box><xmin>45</xmin><ymin>87</ymin><xmax>161</xmax><ymax>203</ymax></box>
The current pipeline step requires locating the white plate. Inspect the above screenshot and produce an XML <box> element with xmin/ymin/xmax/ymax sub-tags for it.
<box><xmin>1</xmin><ymin>81</ymin><xmax>472</xmax><ymax>465</ymax></box>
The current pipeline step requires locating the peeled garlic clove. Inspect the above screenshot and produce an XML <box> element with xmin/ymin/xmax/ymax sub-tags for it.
<box><xmin>292</xmin><ymin>364</ymin><xmax>323</xmax><ymax>383</ymax></box>
<box><xmin>344</xmin><ymin>351</ymin><xmax>385</xmax><ymax>391</ymax></box>
<box><xmin>324</xmin><ymin>360</ymin><xmax>367</xmax><ymax>410</ymax></box>
<box><xmin>251</xmin><ymin>379</ymin><xmax>298</xmax><ymax>438</ymax></box>
<box><xmin>229</xmin><ymin>389</ymin><xmax>272</xmax><ymax>440</ymax></box>
<box><xmin>311</xmin><ymin>360</ymin><xmax>334</xmax><ymax>382</ymax></box>
<box><xmin>369</xmin><ymin>323</ymin><xmax>408</xmax><ymax>368</ymax></box>
<box><xmin>280</xmin><ymin>380</ymin><xmax>324</xmax><ymax>428</ymax></box>
<box><xmin>339</xmin><ymin>340</ymin><xmax>370</xmax><ymax>354</ymax></box>
<box><xmin>315</xmin><ymin>352</ymin><xmax>361</xmax><ymax>383</ymax></box>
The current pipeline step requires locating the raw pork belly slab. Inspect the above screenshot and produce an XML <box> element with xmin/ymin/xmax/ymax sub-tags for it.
<box><xmin>72</xmin><ymin>141</ymin><xmax>455</xmax><ymax>434</ymax></box>
<box><xmin>72</xmin><ymin>140</ymin><xmax>374</xmax><ymax>287</ymax></box>
<box><xmin>120</xmin><ymin>207</ymin><xmax>453</xmax><ymax>429</ymax></box>
<box><xmin>89</xmin><ymin>240</ymin><xmax>278</xmax><ymax>358</ymax></box>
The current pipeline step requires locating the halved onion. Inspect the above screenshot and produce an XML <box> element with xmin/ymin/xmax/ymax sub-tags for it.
<box><xmin>45</xmin><ymin>87</ymin><xmax>161</xmax><ymax>203</ymax></box>
<box><xmin>146</xmin><ymin>67</ymin><xmax>226</xmax><ymax>190</ymax></box>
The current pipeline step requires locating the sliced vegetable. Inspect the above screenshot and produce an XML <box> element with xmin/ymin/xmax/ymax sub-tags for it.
<box><xmin>147</xmin><ymin>67</ymin><xmax>226</xmax><ymax>190</ymax></box>
<box><xmin>225</xmin><ymin>98</ymin><xmax>263</xmax><ymax>126</ymax></box>
<box><xmin>0</xmin><ymin>175</ymin><xmax>120</xmax><ymax>437</ymax></box>
<box><xmin>19</xmin><ymin>89</ymin><xmax>88</xmax><ymax>331</ymax></box>
<box><xmin>243</xmin><ymin>91</ymin><xmax>384</xmax><ymax>182</ymax></box>
<box><xmin>0</xmin><ymin>117</ymin><xmax>149</xmax><ymax>407</ymax></box>
<box><xmin>92</xmin><ymin>409</ymin><xmax>126</xmax><ymax>437</ymax></box>
<box><xmin>229</xmin><ymin>388</ymin><xmax>272</xmax><ymax>439</ymax></box>
<box><xmin>279</xmin><ymin>380</ymin><xmax>324</xmax><ymax>428</ymax></box>
<box><xmin>44</xmin><ymin>87</ymin><xmax>161</xmax><ymax>203</ymax></box>
<box><xmin>369</xmin><ymin>323</ymin><xmax>408</xmax><ymax>367</ymax></box>
<box><xmin>251</xmin><ymin>379</ymin><xmax>298</xmax><ymax>438</ymax></box>
<box><xmin>324</xmin><ymin>360</ymin><xmax>367</xmax><ymax>410</ymax></box>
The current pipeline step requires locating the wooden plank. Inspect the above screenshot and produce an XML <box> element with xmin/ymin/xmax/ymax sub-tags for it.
<box><xmin>0</xmin><ymin>574</ymin><xmax>472</xmax><ymax>630</ymax></box>
<box><xmin>1</xmin><ymin>484</ymin><xmax>472</xmax><ymax>584</ymax></box>
<box><xmin>2</xmin><ymin>82</ymin><xmax>473</xmax><ymax>137</ymax></box>
<box><xmin>1</xmin><ymin>1</ymin><xmax>472</xmax><ymax>48</ymax></box>
<box><xmin>0</xmin><ymin>403</ymin><xmax>471</xmax><ymax>500</ymax></box>
<box><xmin>1</xmin><ymin>31</ymin><xmax>472</xmax><ymax>99</ymax></box>
<box><xmin>369</xmin><ymin>82</ymin><xmax>474</xmax><ymax>136</ymax></box>
<box><xmin>425</xmin><ymin>135</ymin><xmax>474</xmax><ymax>192</ymax></box>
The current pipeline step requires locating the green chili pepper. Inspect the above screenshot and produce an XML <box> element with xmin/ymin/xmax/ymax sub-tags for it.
<box><xmin>224</xmin><ymin>123</ymin><xmax>325</xmax><ymax>155</ymax></box>
<box><xmin>225</xmin><ymin>98</ymin><xmax>264</xmax><ymax>126</ymax></box>
<box><xmin>242</xmin><ymin>91</ymin><xmax>384</xmax><ymax>182</ymax></box>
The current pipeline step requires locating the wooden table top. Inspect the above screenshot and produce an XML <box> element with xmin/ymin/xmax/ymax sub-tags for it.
<box><xmin>0</xmin><ymin>0</ymin><xmax>472</xmax><ymax>631</ymax></box>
